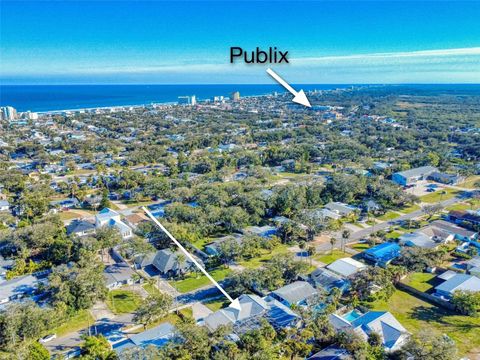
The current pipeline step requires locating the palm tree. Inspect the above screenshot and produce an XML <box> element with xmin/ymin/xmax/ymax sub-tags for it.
<box><xmin>329</xmin><ymin>237</ymin><xmax>336</xmax><ymax>254</ymax></box>
<box><xmin>174</xmin><ymin>253</ymin><xmax>186</xmax><ymax>279</ymax></box>
<box><xmin>341</xmin><ymin>229</ymin><xmax>351</xmax><ymax>253</ymax></box>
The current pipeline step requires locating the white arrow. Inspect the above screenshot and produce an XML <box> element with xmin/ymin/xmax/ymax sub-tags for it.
<box><xmin>266</xmin><ymin>68</ymin><xmax>311</xmax><ymax>108</ymax></box>
<box><xmin>142</xmin><ymin>207</ymin><xmax>241</xmax><ymax>311</ymax></box>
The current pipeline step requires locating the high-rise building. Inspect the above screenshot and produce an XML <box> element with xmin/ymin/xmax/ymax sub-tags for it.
<box><xmin>0</xmin><ymin>106</ymin><xmax>17</xmax><ymax>121</ymax></box>
<box><xmin>177</xmin><ymin>95</ymin><xmax>196</xmax><ymax>105</ymax></box>
<box><xmin>231</xmin><ymin>91</ymin><xmax>240</xmax><ymax>102</ymax></box>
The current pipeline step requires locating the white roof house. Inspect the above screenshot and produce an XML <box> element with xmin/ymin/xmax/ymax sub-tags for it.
<box><xmin>327</xmin><ymin>257</ymin><xmax>366</xmax><ymax>278</ymax></box>
<box><xmin>95</xmin><ymin>207</ymin><xmax>133</xmax><ymax>239</ymax></box>
<box><xmin>270</xmin><ymin>281</ymin><xmax>317</xmax><ymax>307</ymax></box>
<box><xmin>435</xmin><ymin>274</ymin><xmax>480</xmax><ymax>299</ymax></box>
<box><xmin>330</xmin><ymin>310</ymin><xmax>409</xmax><ymax>352</ymax></box>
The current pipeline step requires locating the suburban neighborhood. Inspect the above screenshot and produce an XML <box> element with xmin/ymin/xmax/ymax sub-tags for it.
<box><xmin>1</xmin><ymin>85</ymin><xmax>480</xmax><ymax>360</ymax></box>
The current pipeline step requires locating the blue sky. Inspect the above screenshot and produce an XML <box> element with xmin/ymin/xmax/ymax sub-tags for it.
<box><xmin>1</xmin><ymin>1</ymin><xmax>479</xmax><ymax>84</ymax></box>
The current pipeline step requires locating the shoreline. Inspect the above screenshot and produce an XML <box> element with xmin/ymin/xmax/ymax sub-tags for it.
<box><xmin>0</xmin><ymin>83</ymin><xmax>360</xmax><ymax>113</ymax></box>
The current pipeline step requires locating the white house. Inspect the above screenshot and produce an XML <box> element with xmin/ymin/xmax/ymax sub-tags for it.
<box><xmin>95</xmin><ymin>208</ymin><xmax>133</xmax><ymax>240</ymax></box>
<box><xmin>327</xmin><ymin>257</ymin><xmax>367</xmax><ymax>278</ymax></box>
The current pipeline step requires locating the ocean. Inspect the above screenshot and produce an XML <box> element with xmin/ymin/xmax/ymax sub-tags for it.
<box><xmin>0</xmin><ymin>84</ymin><xmax>350</xmax><ymax>112</ymax></box>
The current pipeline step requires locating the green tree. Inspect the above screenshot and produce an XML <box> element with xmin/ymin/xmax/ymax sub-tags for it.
<box><xmin>80</xmin><ymin>335</ymin><xmax>117</xmax><ymax>360</ymax></box>
<box><xmin>133</xmin><ymin>293</ymin><xmax>173</xmax><ymax>329</ymax></box>
<box><xmin>451</xmin><ymin>290</ymin><xmax>480</xmax><ymax>316</ymax></box>
<box><xmin>27</xmin><ymin>342</ymin><xmax>50</xmax><ymax>360</ymax></box>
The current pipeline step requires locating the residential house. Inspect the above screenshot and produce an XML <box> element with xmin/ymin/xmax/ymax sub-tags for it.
<box><xmin>363</xmin><ymin>242</ymin><xmax>401</xmax><ymax>266</ymax></box>
<box><xmin>103</xmin><ymin>262</ymin><xmax>136</xmax><ymax>290</ymax></box>
<box><xmin>113</xmin><ymin>322</ymin><xmax>175</xmax><ymax>353</ymax></box>
<box><xmin>307</xmin><ymin>345</ymin><xmax>350</xmax><ymax>360</ymax></box>
<box><xmin>241</xmin><ymin>225</ymin><xmax>277</xmax><ymax>238</ymax></box>
<box><xmin>324</xmin><ymin>202</ymin><xmax>357</xmax><ymax>218</ymax></box>
<box><xmin>327</xmin><ymin>258</ymin><xmax>366</xmax><ymax>278</ymax></box>
<box><xmin>124</xmin><ymin>213</ymin><xmax>148</xmax><ymax>229</ymax></box>
<box><xmin>270</xmin><ymin>281</ymin><xmax>318</xmax><ymax>307</ymax></box>
<box><xmin>466</xmin><ymin>257</ymin><xmax>480</xmax><ymax>277</ymax></box>
<box><xmin>66</xmin><ymin>219</ymin><xmax>96</xmax><ymax>237</ymax></box>
<box><xmin>204</xmin><ymin>234</ymin><xmax>244</xmax><ymax>256</ymax></box>
<box><xmin>95</xmin><ymin>207</ymin><xmax>133</xmax><ymax>240</ymax></box>
<box><xmin>49</xmin><ymin>197</ymin><xmax>80</xmax><ymax>209</ymax></box>
<box><xmin>310</xmin><ymin>267</ymin><xmax>350</xmax><ymax>293</ymax></box>
<box><xmin>204</xmin><ymin>294</ymin><xmax>299</xmax><ymax>333</ymax></box>
<box><xmin>0</xmin><ymin>274</ymin><xmax>41</xmax><ymax>305</ymax></box>
<box><xmin>428</xmin><ymin>172</ymin><xmax>464</xmax><ymax>185</ymax></box>
<box><xmin>399</xmin><ymin>232</ymin><xmax>435</xmax><ymax>249</ymax></box>
<box><xmin>329</xmin><ymin>310</ymin><xmax>409</xmax><ymax>352</ymax></box>
<box><xmin>392</xmin><ymin>166</ymin><xmax>438</xmax><ymax>186</ymax></box>
<box><xmin>135</xmin><ymin>249</ymin><xmax>198</xmax><ymax>277</ymax></box>
<box><xmin>448</xmin><ymin>210</ymin><xmax>480</xmax><ymax>227</ymax></box>
<box><xmin>434</xmin><ymin>274</ymin><xmax>480</xmax><ymax>299</ymax></box>
<box><xmin>430</xmin><ymin>220</ymin><xmax>477</xmax><ymax>243</ymax></box>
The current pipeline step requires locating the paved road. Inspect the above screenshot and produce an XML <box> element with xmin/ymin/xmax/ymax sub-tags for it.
<box><xmin>313</xmin><ymin>194</ymin><xmax>470</xmax><ymax>253</ymax></box>
<box><xmin>349</xmin><ymin>195</ymin><xmax>466</xmax><ymax>241</ymax></box>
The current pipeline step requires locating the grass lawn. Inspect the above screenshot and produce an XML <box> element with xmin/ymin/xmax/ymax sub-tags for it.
<box><xmin>403</xmin><ymin>272</ymin><xmax>437</xmax><ymax>292</ymax></box>
<box><xmin>203</xmin><ymin>298</ymin><xmax>229</xmax><ymax>312</ymax></box>
<box><xmin>143</xmin><ymin>283</ymin><xmax>160</xmax><ymax>295</ymax></box>
<box><xmin>51</xmin><ymin>310</ymin><xmax>94</xmax><ymax>337</ymax></box>
<box><xmin>314</xmin><ymin>249</ymin><xmax>350</xmax><ymax>264</ymax></box>
<box><xmin>377</xmin><ymin>211</ymin><xmax>401</xmax><ymax>221</ymax></box>
<box><xmin>59</xmin><ymin>211</ymin><xmax>82</xmax><ymax>220</ymax></box>
<box><xmin>446</xmin><ymin>198</ymin><xmax>480</xmax><ymax>212</ymax></box>
<box><xmin>169</xmin><ymin>267</ymin><xmax>232</xmax><ymax>293</ymax></box>
<box><xmin>190</xmin><ymin>237</ymin><xmax>213</xmax><ymax>251</ymax></box>
<box><xmin>106</xmin><ymin>290</ymin><xmax>142</xmax><ymax>314</ymax></box>
<box><xmin>349</xmin><ymin>243</ymin><xmax>371</xmax><ymax>251</ymax></box>
<box><xmin>386</xmin><ymin>231</ymin><xmax>402</xmax><ymax>239</ymax></box>
<box><xmin>398</xmin><ymin>204</ymin><xmax>421</xmax><ymax>214</ymax></box>
<box><xmin>459</xmin><ymin>176</ymin><xmax>480</xmax><ymax>189</ymax></box>
<box><xmin>420</xmin><ymin>188</ymin><xmax>461</xmax><ymax>203</ymax></box>
<box><xmin>369</xmin><ymin>290</ymin><xmax>480</xmax><ymax>357</ymax></box>
<box><xmin>238</xmin><ymin>244</ymin><xmax>290</xmax><ymax>269</ymax></box>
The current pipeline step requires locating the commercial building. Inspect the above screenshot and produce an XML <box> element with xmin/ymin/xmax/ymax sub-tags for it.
<box><xmin>392</xmin><ymin>166</ymin><xmax>438</xmax><ymax>186</ymax></box>
<box><xmin>0</xmin><ymin>106</ymin><xmax>17</xmax><ymax>121</ymax></box>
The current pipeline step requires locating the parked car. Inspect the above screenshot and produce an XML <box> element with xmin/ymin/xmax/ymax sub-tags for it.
<box><xmin>39</xmin><ymin>334</ymin><xmax>57</xmax><ymax>343</ymax></box>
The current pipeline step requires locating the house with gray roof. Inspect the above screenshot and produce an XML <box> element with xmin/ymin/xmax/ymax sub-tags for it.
<box><xmin>392</xmin><ymin>166</ymin><xmax>438</xmax><ymax>186</ymax></box>
<box><xmin>204</xmin><ymin>234</ymin><xmax>244</xmax><ymax>256</ymax></box>
<box><xmin>399</xmin><ymin>232</ymin><xmax>437</xmax><ymax>249</ymax></box>
<box><xmin>149</xmin><ymin>249</ymin><xmax>198</xmax><ymax>277</ymax></box>
<box><xmin>324</xmin><ymin>202</ymin><xmax>357</xmax><ymax>217</ymax></box>
<box><xmin>434</xmin><ymin>274</ymin><xmax>480</xmax><ymax>299</ymax></box>
<box><xmin>113</xmin><ymin>322</ymin><xmax>175</xmax><ymax>353</ymax></box>
<box><xmin>103</xmin><ymin>262</ymin><xmax>136</xmax><ymax>290</ymax></box>
<box><xmin>329</xmin><ymin>310</ymin><xmax>409</xmax><ymax>352</ymax></box>
<box><xmin>0</xmin><ymin>274</ymin><xmax>41</xmax><ymax>305</ymax></box>
<box><xmin>66</xmin><ymin>219</ymin><xmax>96</xmax><ymax>237</ymax></box>
<box><xmin>204</xmin><ymin>293</ymin><xmax>300</xmax><ymax>334</ymax></box>
<box><xmin>430</xmin><ymin>220</ymin><xmax>477</xmax><ymax>242</ymax></box>
<box><xmin>307</xmin><ymin>345</ymin><xmax>350</xmax><ymax>360</ymax></box>
<box><xmin>310</xmin><ymin>267</ymin><xmax>350</xmax><ymax>293</ymax></box>
<box><xmin>270</xmin><ymin>281</ymin><xmax>318</xmax><ymax>307</ymax></box>
<box><xmin>241</xmin><ymin>225</ymin><xmax>277</xmax><ymax>238</ymax></box>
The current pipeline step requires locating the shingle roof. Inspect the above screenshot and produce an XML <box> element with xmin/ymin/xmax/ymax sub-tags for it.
<box><xmin>272</xmin><ymin>281</ymin><xmax>317</xmax><ymax>305</ymax></box>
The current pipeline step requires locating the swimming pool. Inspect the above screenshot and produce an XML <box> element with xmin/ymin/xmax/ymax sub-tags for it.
<box><xmin>343</xmin><ymin>310</ymin><xmax>361</xmax><ymax>322</ymax></box>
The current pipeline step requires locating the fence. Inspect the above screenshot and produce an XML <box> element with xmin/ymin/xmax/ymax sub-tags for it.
<box><xmin>396</xmin><ymin>282</ymin><xmax>456</xmax><ymax>311</ymax></box>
